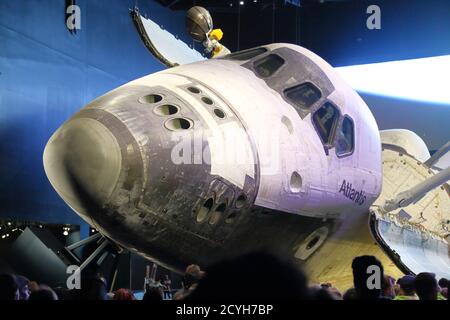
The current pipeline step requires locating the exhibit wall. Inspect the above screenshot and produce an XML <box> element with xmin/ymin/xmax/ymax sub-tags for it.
<box><xmin>0</xmin><ymin>0</ymin><xmax>189</xmax><ymax>230</ymax></box>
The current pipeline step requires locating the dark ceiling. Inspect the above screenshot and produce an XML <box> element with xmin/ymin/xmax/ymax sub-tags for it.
<box><xmin>156</xmin><ymin>0</ymin><xmax>348</xmax><ymax>13</ymax></box>
<box><xmin>155</xmin><ymin>0</ymin><xmax>450</xmax><ymax>67</ymax></box>
<box><xmin>155</xmin><ymin>0</ymin><xmax>321</xmax><ymax>53</ymax></box>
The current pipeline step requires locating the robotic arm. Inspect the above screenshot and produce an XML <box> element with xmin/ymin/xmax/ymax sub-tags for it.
<box><xmin>382</xmin><ymin>166</ymin><xmax>450</xmax><ymax>213</ymax></box>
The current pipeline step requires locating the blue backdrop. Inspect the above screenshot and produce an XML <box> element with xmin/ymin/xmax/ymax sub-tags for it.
<box><xmin>0</xmin><ymin>0</ymin><xmax>189</xmax><ymax>230</ymax></box>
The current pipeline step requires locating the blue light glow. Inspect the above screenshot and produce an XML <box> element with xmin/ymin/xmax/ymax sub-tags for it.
<box><xmin>336</xmin><ymin>55</ymin><xmax>450</xmax><ymax>105</ymax></box>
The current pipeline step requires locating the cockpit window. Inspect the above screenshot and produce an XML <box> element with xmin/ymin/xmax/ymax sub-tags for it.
<box><xmin>253</xmin><ymin>54</ymin><xmax>285</xmax><ymax>78</ymax></box>
<box><xmin>336</xmin><ymin>116</ymin><xmax>355</xmax><ymax>157</ymax></box>
<box><xmin>313</xmin><ymin>102</ymin><xmax>340</xmax><ymax>145</ymax></box>
<box><xmin>226</xmin><ymin>47</ymin><xmax>268</xmax><ymax>61</ymax></box>
<box><xmin>284</xmin><ymin>82</ymin><xmax>321</xmax><ymax>110</ymax></box>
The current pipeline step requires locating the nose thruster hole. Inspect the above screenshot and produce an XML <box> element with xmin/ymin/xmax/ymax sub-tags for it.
<box><xmin>201</xmin><ymin>97</ymin><xmax>213</xmax><ymax>105</ymax></box>
<box><xmin>165</xmin><ymin>118</ymin><xmax>193</xmax><ymax>131</ymax></box>
<box><xmin>188</xmin><ymin>87</ymin><xmax>201</xmax><ymax>94</ymax></box>
<box><xmin>197</xmin><ymin>198</ymin><xmax>214</xmax><ymax>223</ymax></box>
<box><xmin>139</xmin><ymin>94</ymin><xmax>163</xmax><ymax>104</ymax></box>
<box><xmin>235</xmin><ymin>193</ymin><xmax>247</xmax><ymax>208</ymax></box>
<box><xmin>154</xmin><ymin>105</ymin><xmax>179</xmax><ymax>116</ymax></box>
<box><xmin>213</xmin><ymin>108</ymin><xmax>226</xmax><ymax>119</ymax></box>
<box><xmin>209</xmin><ymin>203</ymin><xmax>226</xmax><ymax>225</ymax></box>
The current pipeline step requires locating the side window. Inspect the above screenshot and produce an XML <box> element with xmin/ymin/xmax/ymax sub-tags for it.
<box><xmin>253</xmin><ymin>54</ymin><xmax>285</xmax><ymax>78</ymax></box>
<box><xmin>224</xmin><ymin>47</ymin><xmax>267</xmax><ymax>61</ymax></box>
<box><xmin>284</xmin><ymin>82</ymin><xmax>321</xmax><ymax>110</ymax></box>
<box><xmin>313</xmin><ymin>102</ymin><xmax>340</xmax><ymax>145</ymax></box>
<box><xmin>336</xmin><ymin>116</ymin><xmax>355</xmax><ymax>157</ymax></box>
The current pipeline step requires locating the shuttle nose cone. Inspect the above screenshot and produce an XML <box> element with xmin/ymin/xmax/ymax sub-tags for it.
<box><xmin>43</xmin><ymin>118</ymin><xmax>122</xmax><ymax>214</ymax></box>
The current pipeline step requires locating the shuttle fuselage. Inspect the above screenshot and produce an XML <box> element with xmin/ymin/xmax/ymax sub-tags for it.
<box><xmin>44</xmin><ymin>44</ymin><xmax>391</xmax><ymax>287</ymax></box>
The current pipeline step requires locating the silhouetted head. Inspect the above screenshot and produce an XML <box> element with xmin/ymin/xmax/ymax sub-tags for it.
<box><xmin>343</xmin><ymin>287</ymin><xmax>358</xmax><ymax>300</ymax></box>
<box><xmin>414</xmin><ymin>272</ymin><xmax>438</xmax><ymax>300</ymax></box>
<box><xmin>181</xmin><ymin>264</ymin><xmax>204</xmax><ymax>290</ymax></box>
<box><xmin>382</xmin><ymin>275</ymin><xmax>396</xmax><ymax>299</ymax></box>
<box><xmin>309</xmin><ymin>284</ymin><xmax>341</xmax><ymax>300</ymax></box>
<box><xmin>185</xmin><ymin>264</ymin><xmax>205</xmax><ymax>278</ymax></box>
<box><xmin>0</xmin><ymin>274</ymin><xmax>19</xmax><ymax>300</ymax></box>
<box><xmin>326</xmin><ymin>285</ymin><xmax>343</xmax><ymax>300</ymax></box>
<box><xmin>187</xmin><ymin>251</ymin><xmax>309</xmax><ymax>300</ymax></box>
<box><xmin>29</xmin><ymin>285</ymin><xmax>58</xmax><ymax>301</ymax></box>
<box><xmin>183</xmin><ymin>273</ymin><xmax>202</xmax><ymax>290</ymax></box>
<box><xmin>143</xmin><ymin>287</ymin><xmax>163</xmax><ymax>302</ymax></box>
<box><xmin>351</xmin><ymin>255</ymin><xmax>384</xmax><ymax>300</ymax></box>
<box><xmin>70</xmin><ymin>274</ymin><xmax>107</xmax><ymax>300</ymax></box>
<box><xmin>29</xmin><ymin>281</ymin><xmax>40</xmax><ymax>293</ymax></box>
<box><xmin>397</xmin><ymin>275</ymin><xmax>416</xmax><ymax>296</ymax></box>
<box><xmin>113</xmin><ymin>288</ymin><xmax>135</xmax><ymax>300</ymax></box>
<box><xmin>440</xmin><ymin>287</ymin><xmax>448</xmax><ymax>299</ymax></box>
<box><xmin>53</xmin><ymin>287</ymin><xmax>71</xmax><ymax>300</ymax></box>
<box><xmin>15</xmin><ymin>275</ymin><xmax>31</xmax><ymax>300</ymax></box>
<box><xmin>438</xmin><ymin>278</ymin><xmax>448</xmax><ymax>289</ymax></box>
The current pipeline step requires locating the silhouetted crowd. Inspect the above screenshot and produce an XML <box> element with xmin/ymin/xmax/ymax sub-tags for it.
<box><xmin>0</xmin><ymin>252</ymin><xmax>448</xmax><ymax>301</ymax></box>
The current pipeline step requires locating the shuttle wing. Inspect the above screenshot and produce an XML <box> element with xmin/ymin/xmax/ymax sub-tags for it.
<box><xmin>370</xmin><ymin>140</ymin><xmax>450</xmax><ymax>280</ymax></box>
<box><xmin>426</xmin><ymin>141</ymin><xmax>450</xmax><ymax>171</ymax></box>
<box><xmin>130</xmin><ymin>8</ymin><xmax>206</xmax><ymax>67</ymax></box>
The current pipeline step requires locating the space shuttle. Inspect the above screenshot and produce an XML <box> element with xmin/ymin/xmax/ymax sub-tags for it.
<box><xmin>43</xmin><ymin>7</ymin><xmax>449</xmax><ymax>289</ymax></box>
